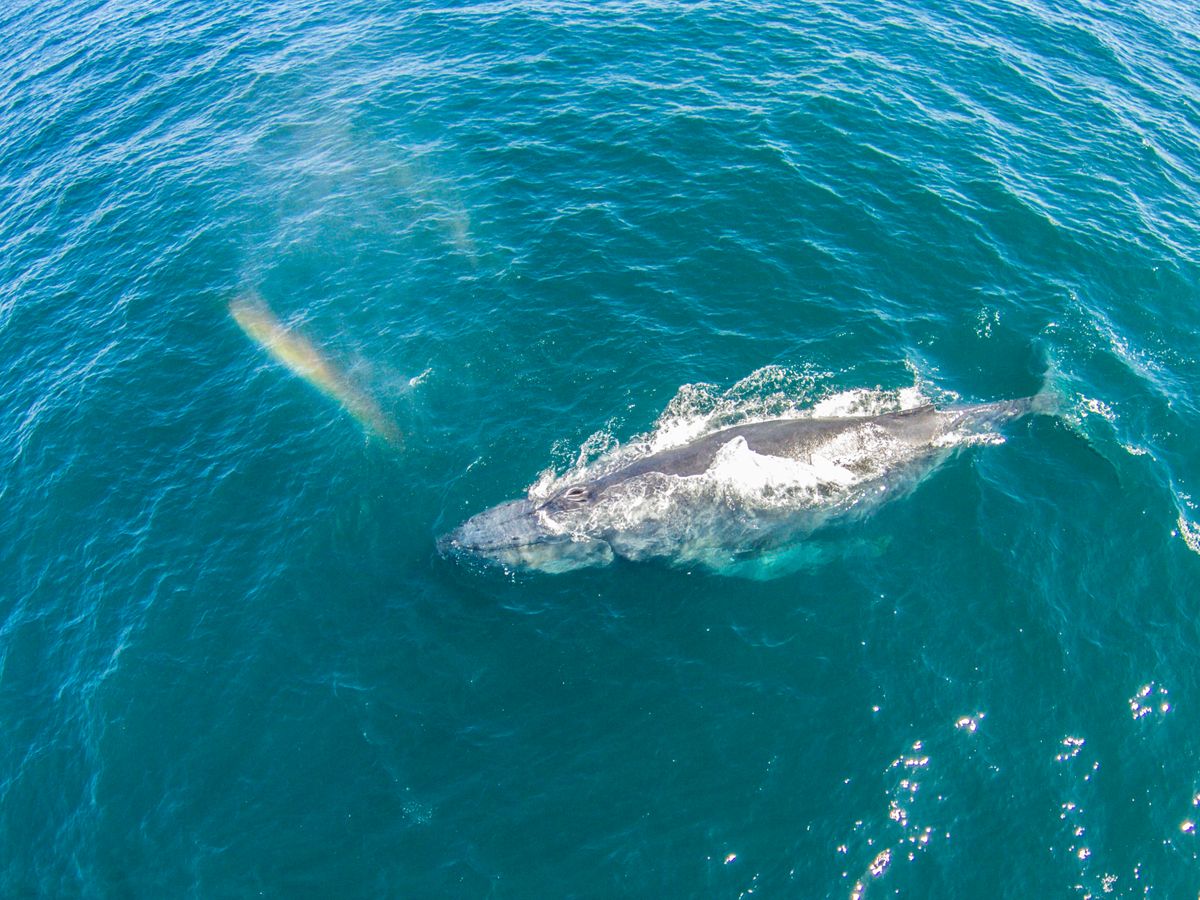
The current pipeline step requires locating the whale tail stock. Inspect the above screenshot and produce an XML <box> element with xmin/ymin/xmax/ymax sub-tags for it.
<box><xmin>936</xmin><ymin>368</ymin><xmax>1063</xmax><ymax>435</ymax></box>
<box><xmin>1027</xmin><ymin>360</ymin><xmax>1066</xmax><ymax>417</ymax></box>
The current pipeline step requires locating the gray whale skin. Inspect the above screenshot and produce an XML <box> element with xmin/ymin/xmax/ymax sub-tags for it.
<box><xmin>439</xmin><ymin>394</ymin><xmax>1049</xmax><ymax>575</ymax></box>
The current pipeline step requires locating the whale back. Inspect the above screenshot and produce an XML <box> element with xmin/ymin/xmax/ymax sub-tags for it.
<box><xmin>589</xmin><ymin>405</ymin><xmax>947</xmax><ymax>491</ymax></box>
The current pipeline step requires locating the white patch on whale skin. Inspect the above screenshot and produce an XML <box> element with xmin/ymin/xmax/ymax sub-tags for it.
<box><xmin>707</xmin><ymin>435</ymin><xmax>858</xmax><ymax>498</ymax></box>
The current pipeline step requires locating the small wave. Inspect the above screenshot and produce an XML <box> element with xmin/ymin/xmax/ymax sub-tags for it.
<box><xmin>1172</xmin><ymin>493</ymin><xmax>1200</xmax><ymax>557</ymax></box>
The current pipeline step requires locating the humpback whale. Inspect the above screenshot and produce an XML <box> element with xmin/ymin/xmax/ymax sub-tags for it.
<box><xmin>439</xmin><ymin>392</ymin><xmax>1053</xmax><ymax>575</ymax></box>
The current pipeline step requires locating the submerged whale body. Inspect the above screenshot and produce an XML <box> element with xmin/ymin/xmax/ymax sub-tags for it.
<box><xmin>439</xmin><ymin>392</ymin><xmax>1051</xmax><ymax>576</ymax></box>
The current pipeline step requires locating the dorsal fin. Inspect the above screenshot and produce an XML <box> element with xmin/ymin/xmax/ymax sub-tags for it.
<box><xmin>891</xmin><ymin>404</ymin><xmax>935</xmax><ymax>417</ymax></box>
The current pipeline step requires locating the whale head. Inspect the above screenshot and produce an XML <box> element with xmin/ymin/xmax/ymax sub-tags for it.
<box><xmin>438</xmin><ymin>484</ymin><xmax>614</xmax><ymax>574</ymax></box>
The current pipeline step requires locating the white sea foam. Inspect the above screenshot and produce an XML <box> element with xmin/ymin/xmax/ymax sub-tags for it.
<box><xmin>1164</xmin><ymin>487</ymin><xmax>1200</xmax><ymax>557</ymax></box>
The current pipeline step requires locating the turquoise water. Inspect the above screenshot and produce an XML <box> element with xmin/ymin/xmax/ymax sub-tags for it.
<box><xmin>3</xmin><ymin>0</ymin><xmax>1200</xmax><ymax>895</ymax></box>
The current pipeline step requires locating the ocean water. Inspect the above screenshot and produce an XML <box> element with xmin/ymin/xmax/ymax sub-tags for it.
<box><xmin>2</xmin><ymin>0</ymin><xmax>1199</xmax><ymax>896</ymax></box>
